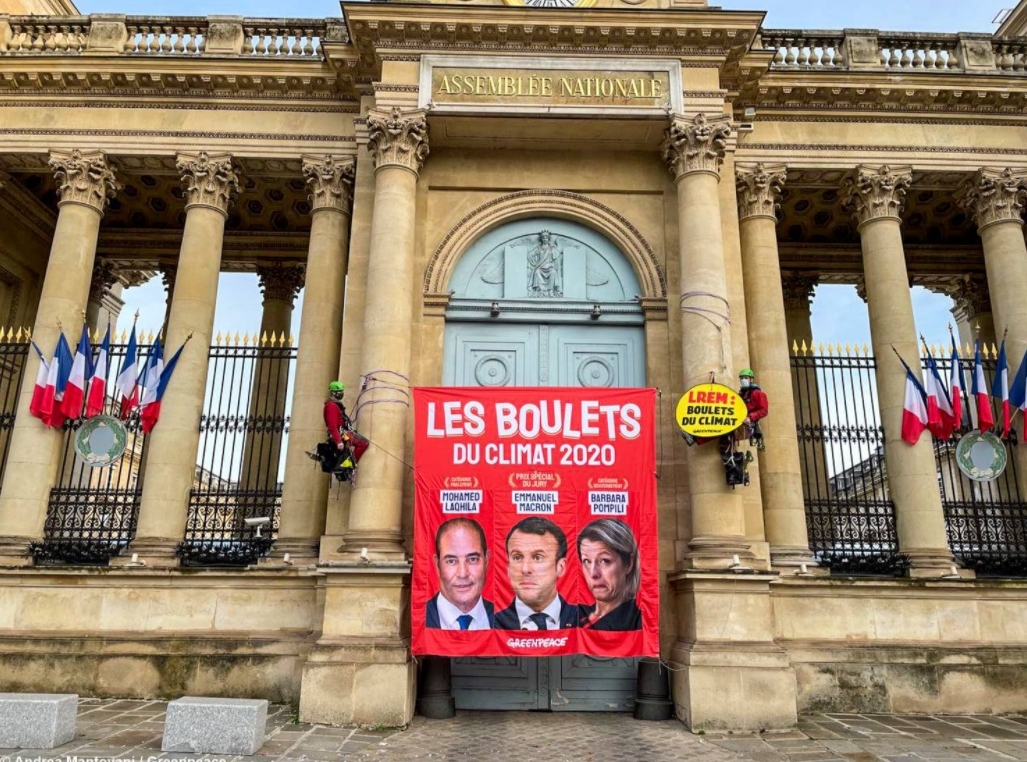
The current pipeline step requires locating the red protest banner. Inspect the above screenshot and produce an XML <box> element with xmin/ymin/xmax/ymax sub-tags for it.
<box><xmin>412</xmin><ymin>387</ymin><xmax>659</xmax><ymax>659</ymax></box>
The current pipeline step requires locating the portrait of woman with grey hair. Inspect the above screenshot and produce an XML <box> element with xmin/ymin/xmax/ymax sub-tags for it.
<box><xmin>576</xmin><ymin>518</ymin><xmax>642</xmax><ymax>631</ymax></box>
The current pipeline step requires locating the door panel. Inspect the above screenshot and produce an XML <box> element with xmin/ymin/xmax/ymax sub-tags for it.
<box><xmin>444</xmin><ymin>319</ymin><xmax>643</xmax><ymax>712</ymax></box>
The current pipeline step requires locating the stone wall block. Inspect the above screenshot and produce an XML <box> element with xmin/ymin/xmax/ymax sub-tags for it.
<box><xmin>959</xmin><ymin>35</ymin><xmax>997</xmax><ymax>70</ymax></box>
<box><xmin>204</xmin><ymin>16</ymin><xmax>245</xmax><ymax>55</ymax></box>
<box><xmin>85</xmin><ymin>15</ymin><xmax>127</xmax><ymax>54</ymax></box>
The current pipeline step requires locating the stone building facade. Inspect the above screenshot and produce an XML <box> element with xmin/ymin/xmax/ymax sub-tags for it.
<box><xmin>1</xmin><ymin>0</ymin><xmax>1027</xmax><ymax>731</ymax></box>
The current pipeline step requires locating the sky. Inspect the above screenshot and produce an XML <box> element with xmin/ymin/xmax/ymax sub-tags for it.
<box><xmin>98</xmin><ymin>0</ymin><xmax>1008</xmax><ymax>348</ymax></box>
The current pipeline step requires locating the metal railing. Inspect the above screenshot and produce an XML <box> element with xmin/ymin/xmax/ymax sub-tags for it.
<box><xmin>0</xmin><ymin>334</ymin><xmax>29</xmax><ymax>483</ymax></box>
<box><xmin>178</xmin><ymin>332</ymin><xmax>295</xmax><ymax>567</ymax></box>
<box><xmin>792</xmin><ymin>343</ymin><xmax>904</xmax><ymax>575</ymax></box>
<box><xmin>33</xmin><ymin>336</ymin><xmax>156</xmax><ymax>565</ymax></box>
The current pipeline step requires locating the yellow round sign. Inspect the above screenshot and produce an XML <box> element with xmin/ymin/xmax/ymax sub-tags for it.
<box><xmin>675</xmin><ymin>383</ymin><xmax>748</xmax><ymax>438</ymax></box>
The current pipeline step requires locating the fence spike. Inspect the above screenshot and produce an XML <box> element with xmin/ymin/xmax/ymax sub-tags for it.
<box><xmin>791</xmin><ymin>339</ymin><xmax>798</xmax><ymax>355</ymax></box>
<box><xmin>965</xmin><ymin>342</ymin><xmax>972</xmax><ymax>357</ymax></box>
<box><xmin>215</xmin><ymin>331</ymin><xmax>223</xmax><ymax>345</ymax></box>
<box><xmin>2</xmin><ymin>327</ymin><xmax>10</xmax><ymax>342</ymax></box>
<box><xmin>799</xmin><ymin>339</ymin><xmax>808</xmax><ymax>356</ymax></box>
<box><xmin>245</xmin><ymin>332</ymin><xmax>253</xmax><ymax>346</ymax></box>
<box><xmin>992</xmin><ymin>342</ymin><xmax>1000</xmax><ymax>358</ymax></box>
<box><xmin>260</xmin><ymin>330</ymin><xmax>269</xmax><ymax>347</ymax></box>
<box><xmin>846</xmin><ymin>342</ymin><xmax>854</xmax><ymax>356</ymax></box>
<box><xmin>91</xmin><ymin>327</ymin><xmax>99</xmax><ymax>343</ymax></box>
<box><xmin>13</xmin><ymin>327</ymin><xmax>21</xmax><ymax>342</ymax></box>
<box><xmin>288</xmin><ymin>332</ymin><xmax>296</xmax><ymax>347</ymax></box>
<box><xmin>275</xmin><ymin>331</ymin><xmax>284</xmax><ymax>347</ymax></box>
<box><xmin>24</xmin><ymin>327</ymin><xmax>30</xmax><ymax>341</ymax></box>
<box><xmin>862</xmin><ymin>342</ymin><xmax>871</xmax><ymax>356</ymax></box>
<box><xmin>233</xmin><ymin>331</ymin><xmax>241</xmax><ymax>346</ymax></box>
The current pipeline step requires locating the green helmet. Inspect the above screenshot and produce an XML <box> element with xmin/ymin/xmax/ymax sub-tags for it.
<box><xmin>328</xmin><ymin>381</ymin><xmax>345</xmax><ymax>393</ymax></box>
<box><xmin>739</xmin><ymin>368</ymin><xmax>755</xmax><ymax>379</ymax></box>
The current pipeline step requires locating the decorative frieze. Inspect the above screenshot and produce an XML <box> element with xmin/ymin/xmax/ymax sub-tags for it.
<box><xmin>366</xmin><ymin>107</ymin><xmax>429</xmax><ymax>174</ymax></box>
<box><xmin>843</xmin><ymin>165</ymin><xmax>912</xmax><ymax>227</ymax></box>
<box><xmin>661</xmin><ymin>112</ymin><xmax>732</xmax><ymax>180</ymax></box>
<box><xmin>176</xmin><ymin>152</ymin><xmax>239</xmax><ymax>215</ymax></box>
<box><xmin>958</xmin><ymin>168</ymin><xmax>1027</xmax><ymax>231</ymax></box>
<box><xmin>49</xmin><ymin>149</ymin><xmax>121</xmax><ymax>215</ymax></box>
<box><xmin>302</xmin><ymin>155</ymin><xmax>356</xmax><ymax>214</ymax></box>
<box><xmin>257</xmin><ymin>263</ymin><xmax>306</xmax><ymax>304</ymax></box>
<box><xmin>736</xmin><ymin>163</ymin><xmax>788</xmax><ymax>221</ymax></box>
<box><xmin>781</xmin><ymin>272</ymin><xmax>818</xmax><ymax>312</ymax></box>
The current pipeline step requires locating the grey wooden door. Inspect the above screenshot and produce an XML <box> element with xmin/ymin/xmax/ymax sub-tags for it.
<box><xmin>443</xmin><ymin>321</ymin><xmax>644</xmax><ymax>712</ymax></box>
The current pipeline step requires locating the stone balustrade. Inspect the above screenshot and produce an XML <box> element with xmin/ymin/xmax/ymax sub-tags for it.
<box><xmin>763</xmin><ymin>29</ymin><xmax>1027</xmax><ymax>74</ymax></box>
<box><xmin>0</xmin><ymin>15</ymin><xmax>347</xmax><ymax>57</ymax></box>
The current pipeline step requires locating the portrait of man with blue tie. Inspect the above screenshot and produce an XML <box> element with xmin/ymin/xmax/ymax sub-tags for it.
<box><xmin>426</xmin><ymin>518</ymin><xmax>496</xmax><ymax>630</ymax></box>
<box><xmin>494</xmin><ymin>517</ymin><xmax>579</xmax><ymax>630</ymax></box>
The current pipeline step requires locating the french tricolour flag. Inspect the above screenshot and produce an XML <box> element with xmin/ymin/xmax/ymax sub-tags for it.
<box><xmin>137</xmin><ymin>338</ymin><xmax>164</xmax><ymax>429</ymax></box>
<box><xmin>950</xmin><ymin>337</ymin><xmax>965</xmax><ymax>430</ymax></box>
<box><xmin>86</xmin><ymin>324</ymin><xmax>111</xmax><ymax>419</ymax></box>
<box><xmin>1010</xmin><ymin>348</ymin><xmax>1027</xmax><ymax>443</ymax></box>
<box><xmin>973</xmin><ymin>339</ymin><xmax>995</xmax><ymax>434</ymax></box>
<box><xmin>993</xmin><ymin>339</ymin><xmax>1012</xmax><ymax>439</ymax></box>
<box><xmin>60</xmin><ymin>323</ymin><xmax>93</xmax><ymax>421</ymax></box>
<box><xmin>41</xmin><ymin>332</ymin><xmax>74</xmax><ymax>429</ymax></box>
<box><xmin>140</xmin><ymin>340</ymin><xmax>186</xmax><ymax>434</ymax></box>
<box><xmin>28</xmin><ymin>340</ymin><xmax>50</xmax><ymax>422</ymax></box>
<box><xmin>924</xmin><ymin>352</ymin><xmax>956</xmax><ymax>440</ymax></box>
<box><xmin>116</xmin><ymin>324</ymin><xmax>140</xmax><ymax>419</ymax></box>
<box><xmin>898</xmin><ymin>354</ymin><xmax>929</xmax><ymax>445</ymax></box>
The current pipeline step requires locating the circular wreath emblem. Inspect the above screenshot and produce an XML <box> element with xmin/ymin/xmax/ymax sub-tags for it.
<box><xmin>955</xmin><ymin>430</ymin><xmax>1007</xmax><ymax>483</ymax></box>
<box><xmin>74</xmin><ymin>414</ymin><xmax>129</xmax><ymax>469</ymax></box>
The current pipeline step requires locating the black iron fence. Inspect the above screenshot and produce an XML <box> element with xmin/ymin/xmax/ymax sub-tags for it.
<box><xmin>793</xmin><ymin>342</ymin><xmax>1027</xmax><ymax>578</ymax></box>
<box><xmin>792</xmin><ymin>344</ymin><xmax>904</xmax><ymax>575</ymax></box>
<box><xmin>0</xmin><ymin>336</ymin><xmax>29</xmax><ymax>483</ymax></box>
<box><xmin>178</xmin><ymin>333</ymin><xmax>296</xmax><ymax>566</ymax></box>
<box><xmin>33</xmin><ymin>337</ymin><xmax>155</xmax><ymax>564</ymax></box>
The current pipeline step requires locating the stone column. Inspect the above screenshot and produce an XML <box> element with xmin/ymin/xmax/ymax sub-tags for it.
<box><xmin>737</xmin><ymin>164</ymin><xmax>815</xmax><ymax>569</ymax></box>
<box><xmin>239</xmin><ymin>263</ymin><xmax>304</xmax><ymax>493</ymax></box>
<box><xmin>125</xmin><ymin>152</ymin><xmax>239</xmax><ymax>567</ymax></box>
<box><xmin>845</xmin><ymin>165</ymin><xmax>953</xmax><ymax>575</ymax></box>
<box><xmin>86</xmin><ymin>258</ymin><xmax>118</xmax><ymax>331</ymax></box>
<box><xmin>960</xmin><ymin>168</ymin><xmax>1027</xmax><ymax>498</ymax></box>
<box><xmin>0</xmin><ymin>150</ymin><xmax>120</xmax><ymax>564</ymax></box>
<box><xmin>343</xmin><ymin>107</ymin><xmax>428</xmax><ymax>562</ymax></box>
<box><xmin>273</xmin><ymin>155</ymin><xmax>354</xmax><ymax>562</ymax></box>
<box><xmin>298</xmin><ymin>113</ymin><xmax>426</xmax><ymax>728</ymax></box>
<box><xmin>662</xmin><ymin>113</ymin><xmax>750</xmax><ymax>569</ymax></box>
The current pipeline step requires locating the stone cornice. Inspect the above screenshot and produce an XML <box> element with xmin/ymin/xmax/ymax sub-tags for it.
<box><xmin>736</xmin><ymin>162</ymin><xmax>787</xmax><ymax>221</ymax></box>
<box><xmin>49</xmin><ymin>148</ymin><xmax>121</xmax><ymax>214</ymax></box>
<box><xmin>97</xmin><ymin>229</ymin><xmax>309</xmax><ymax>270</ymax></box>
<box><xmin>843</xmin><ymin>165</ymin><xmax>913</xmax><ymax>227</ymax></box>
<box><xmin>302</xmin><ymin>154</ymin><xmax>355</xmax><ymax>214</ymax></box>
<box><xmin>366</xmin><ymin>107</ymin><xmax>428</xmax><ymax>174</ymax></box>
<box><xmin>177</xmin><ymin>151</ymin><xmax>239</xmax><ymax>215</ymax></box>
<box><xmin>662</xmin><ymin>113</ymin><xmax>732</xmax><ymax>181</ymax></box>
<box><xmin>958</xmin><ymin>167</ymin><xmax>1027</xmax><ymax>231</ymax></box>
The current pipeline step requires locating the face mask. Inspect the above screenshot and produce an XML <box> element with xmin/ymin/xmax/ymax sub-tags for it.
<box><xmin>740</xmin><ymin>379</ymin><xmax>751</xmax><ymax>389</ymax></box>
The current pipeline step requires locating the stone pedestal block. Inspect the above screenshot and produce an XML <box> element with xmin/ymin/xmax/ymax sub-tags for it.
<box><xmin>162</xmin><ymin>697</ymin><xmax>268</xmax><ymax>756</ymax></box>
<box><xmin>0</xmin><ymin>693</ymin><xmax>77</xmax><ymax>749</ymax></box>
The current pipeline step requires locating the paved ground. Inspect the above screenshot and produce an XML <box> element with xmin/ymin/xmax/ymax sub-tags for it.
<box><xmin>4</xmin><ymin>700</ymin><xmax>1027</xmax><ymax>762</ymax></box>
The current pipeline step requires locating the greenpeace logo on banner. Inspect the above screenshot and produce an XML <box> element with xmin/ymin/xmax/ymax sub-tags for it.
<box><xmin>589</xmin><ymin>491</ymin><xmax>628</xmax><ymax>516</ymax></box>
<box><xmin>513</xmin><ymin>490</ymin><xmax>558</xmax><ymax>514</ymax></box>
<box><xmin>507</xmin><ymin>636</ymin><xmax>569</xmax><ymax>648</ymax></box>
<box><xmin>440</xmin><ymin>490</ymin><xmax>483</xmax><ymax>514</ymax></box>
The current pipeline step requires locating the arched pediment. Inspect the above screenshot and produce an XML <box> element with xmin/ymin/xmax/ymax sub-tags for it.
<box><xmin>424</xmin><ymin>190</ymin><xmax>667</xmax><ymax>302</ymax></box>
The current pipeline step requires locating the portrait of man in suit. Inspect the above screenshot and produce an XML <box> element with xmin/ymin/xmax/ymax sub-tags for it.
<box><xmin>495</xmin><ymin>516</ymin><xmax>578</xmax><ymax>630</ymax></box>
<box><xmin>426</xmin><ymin>518</ymin><xmax>495</xmax><ymax>630</ymax></box>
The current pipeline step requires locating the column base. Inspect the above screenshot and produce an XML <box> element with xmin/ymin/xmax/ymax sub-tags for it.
<box><xmin>905</xmin><ymin>548</ymin><xmax>958</xmax><ymax>579</ymax></box>
<box><xmin>669</xmin><ymin>570</ymin><xmax>797</xmax><ymax>731</ymax></box>
<box><xmin>770</xmin><ymin>545</ymin><xmax>823</xmax><ymax>575</ymax></box>
<box><xmin>109</xmin><ymin>538</ymin><xmax>181</xmax><ymax>568</ymax></box>
<box><xmin>337</xmin><ymin>530</ymin><xmax>409</xmax><ymax>564</ymax></box>
<box><xmin>684</xmin><ymin>535</ymin><xmax>754</xmax><ymax>570</ymax></box>
<box><xmin>299</xmin><ymin>564</ymin><xmax>414</xmax><ymax>726</ymax></box>
<box><xmin>0</xmin><ymin>536</ymin><xmax>36</xmax><ymax>567</ymax></box>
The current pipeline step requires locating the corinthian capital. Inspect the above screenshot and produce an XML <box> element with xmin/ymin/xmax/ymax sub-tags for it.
<box><xmin>366</xmin><ymin>107</ymin><xmax>429</xmax><ymax>174</ymax></box>
<box><xmin>302</xmin><ymin>154</ymin><xmax>355</xmax><ymax>214</ymax></box>
<box><xmin>177</xmin><ymin>152</ymin><xmax>239</xmax><ymax>215</ymax></box>
<box><xmin>959</xmin><ymin>168</ymin><xmax>1027</xmax><ymax>232</ymax></box>
<box><xmin>736</xmin><ymin>163</ymin><xmax>787</xmax><ymax>221</ymax></box>
<box><xmin>257</xmin><ymin>263</ymin><xmax>305</xmax><ymax>304</ymax></box>
<box><xmin>781</xmin><ymin>272</ymin><xmax>818</xmax><ymax>312</ymax></box>
<box><xmin>843</xmin><ymin>165</ymin><xmax>912</xmax><ymax>228</ymax></box>
<box><xmin>49</xmin><ymin>149</ymin><xmax>121</xmax><ymax>214</ymax></box>
<box><xmin>948</xmin><ymin>273</ymin><xmax>992</xmax><ymax>322</ymax></box>
<box><xmin>661</xmin><ymin>113</ymin><xmax>732</xmax><ymax>180</ymax></box>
